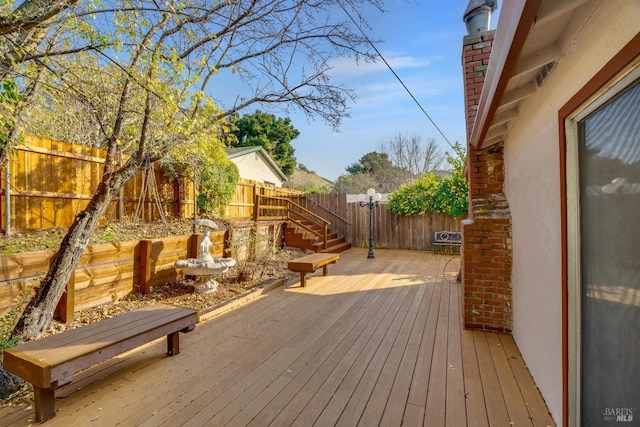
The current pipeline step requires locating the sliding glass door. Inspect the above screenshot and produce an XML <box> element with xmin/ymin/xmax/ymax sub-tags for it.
<box><xmin>577</xmin><ymin>76</ymin><xmax>639</xmax><ymax>425</ymax></box>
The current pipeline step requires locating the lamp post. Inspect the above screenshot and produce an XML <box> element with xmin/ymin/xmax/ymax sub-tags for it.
<box><xmin>358</xmin><ymin>188</ymin><xmax>382</xmax><ymax>259</ymax></box>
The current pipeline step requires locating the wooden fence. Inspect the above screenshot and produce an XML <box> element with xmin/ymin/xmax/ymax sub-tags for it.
<box><xmin>0</xmin><ymin>135</ymin><xmax>301</xmax><ymax>233</ymax></box>
<box><xmin>301</xmin><ymin>194</ymin><xmax>462</xmax><ymax>252</ymax></box>
<box><xmin>0</xmin><ymin>222</ymin><xmax>282</xmax><ymax>319</ymax></box>
<box><xmin>225</xmin><ymin>179</ymin><xmax>302</xmax><ymax>220</ymax></box>
<box><xmin>0</xmin><ymin>135</ymin><xmax>190</xmax><ymax>231</ymax></box>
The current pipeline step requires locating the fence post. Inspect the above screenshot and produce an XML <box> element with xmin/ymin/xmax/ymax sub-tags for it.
<box><xmin>55</xmin><ymin>271</ymin><xmax>75</xmax><ymax>323</ymax></box>
<box><xmin>189</xmin><ymin>233</ymin><xmax>199</xmax><ymax>258</ymax></box>
<box><xmin>253</xmin><ymin>190</ymin><xmax>259</xmax><ymax>222</ymax></box>
<box><xmin>323</xmin><ymin>222</ymin><xmax>328</xmax><ymax>250</ymax></box>
<box><xmin>139</xmin><ymin>240</ymin><xmax>153</xmax><ymax>294</ymax></box>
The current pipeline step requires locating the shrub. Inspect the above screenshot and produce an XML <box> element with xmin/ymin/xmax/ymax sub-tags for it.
<box><xmin>388</xmin><ymin>144</ymin><xmax>468</xmax><ymax>218</ymax></box>
<box><xmin>197</xmin><ymin>161</ymin><xmax>239</xmax><ymax>215</ymax></box>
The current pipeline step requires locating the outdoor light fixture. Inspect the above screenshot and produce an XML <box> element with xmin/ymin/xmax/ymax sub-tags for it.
<box><xmin>358</xmin><ymin>188</ymin><xmax>382</xmax><ymax>259</ymax></box>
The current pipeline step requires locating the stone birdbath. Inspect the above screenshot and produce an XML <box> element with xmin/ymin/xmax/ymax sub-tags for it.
<box><xmin>174</xmin><ymin>219</ymin><xmax>236</xmax><ymax>294</ymax></box>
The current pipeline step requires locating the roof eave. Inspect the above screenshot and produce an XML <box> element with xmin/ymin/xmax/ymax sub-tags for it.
<box><xmin>469</xmin><ymin>0</ymin><xmax>543</xmax><ymax>150</ymax></box>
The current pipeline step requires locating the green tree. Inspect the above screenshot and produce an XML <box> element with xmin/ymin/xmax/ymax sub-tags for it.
<box><xmin>230</xmin><ymin>111</ymin><xmax>299</xmax><ymax>177</ymax></box>
<box><xmin>387</xmin><ymin>174</ymin><xmax>442</xmax><ymax>215</ymax></box>
<box><xmin>333</xmin><ymin>172</ymin><xmax>379</xmax><ymax>194</ymax></box>
<box><xmin>388</xmin><ymin>143</ymin><xmax>468</xmax><ymax>218</ymax></box>
<box><xmin>340</xmin><ymin>151</ymin><xmax>411</xmax><ymax>193</ymax></box>
<box><xmin>164</xmin><ymin>103</ymin><xmax>240</xmax><ymax>216</ymax></box>
<box><xmin>345</xmin><ymin>152</ymin><xmax>391</xmax><ymax>175</ymax></box>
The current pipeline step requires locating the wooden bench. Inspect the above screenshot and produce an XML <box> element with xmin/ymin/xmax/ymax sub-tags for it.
<box><xmin>288</xmin><ymin>252</ymin><xmax>340</xmax><ymax>287</ymax></box>
<box><xmin>3</xmin><ymin>303</ymin><xmax>197</xmax><ymax>422</ymax></box>
<box><xmin>432</xmin><ymin>231</ymin><xmax>462</xmax><ymax>253</ymax></box>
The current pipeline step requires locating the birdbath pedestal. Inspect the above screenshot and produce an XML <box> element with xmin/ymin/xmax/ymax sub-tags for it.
<box><xmin>177</xmin><ymin>260</ymin><xmax>235</xmax><ymax>294</ymax></box>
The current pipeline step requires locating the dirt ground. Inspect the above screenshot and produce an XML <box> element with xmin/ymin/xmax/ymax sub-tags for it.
<box><xmin>0</xmin><ymin>218</ymin><xmax>199</xmax><ymax>254</ymax></box>
<box><xmin>0</xmin><ymin>219</ymin><xmax>307</xmax><ymax>408</ymax></box>
<box><xmin>43</xmin><ymin>245</ymin><xmax>304</xmax><ymax>336</ymax></box>
<box><xmin>1</xmin><ymin>218</ymin><xmax>306</xmax><ymax>330</ymax></box>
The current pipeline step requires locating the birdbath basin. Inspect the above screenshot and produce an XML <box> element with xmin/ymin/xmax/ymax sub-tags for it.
<box><xmin>175</xmin><ymin>257</ymin><xmax>236</xmax><ymax>294</ymax></box>
<box><xmin>174</xmin><ymin>219</ymin><xmax>236</xmax><ymax>294</ymax></box>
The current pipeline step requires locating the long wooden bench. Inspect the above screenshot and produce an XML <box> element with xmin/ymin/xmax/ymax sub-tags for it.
<box><xmin>3</xmin><ymin>303</ymin><xmax>197</xmax><ymax>422</ymax></box>
<box><xmin>287</xmin><ymin>252</ymin><xmax>340</xmax><ymax>287</ymax></box>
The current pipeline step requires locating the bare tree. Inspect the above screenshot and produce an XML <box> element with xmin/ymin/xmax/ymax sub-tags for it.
<box><xmin>2</xmin><ymin>0</ymin><xmax>384</xmax><ymax>341</ymax></box>
<box><xmin>380</xmin><ymin>133</ymin><xmax>446</xmax><ymax>176</ymax></box>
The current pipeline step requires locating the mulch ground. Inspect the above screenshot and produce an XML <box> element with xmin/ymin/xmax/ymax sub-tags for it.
<box><xmin>44</xmin><ymin>246</ymin><xmax>304</xmax><ymax>335</ymax></box>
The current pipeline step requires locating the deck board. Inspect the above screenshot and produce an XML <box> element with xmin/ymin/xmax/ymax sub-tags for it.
<box><xmin>500</xmin><ymin>334</ymin><xmax>556</xmax><ymax>427</ymax></box>
<box><xmin>0</xmin><ymin>248</ymin><xmax>555</xmax><ymax>426</ymax></box>
<box><xmin>462</xmin><ymin>328</ymin><xmax>490</xmax><ymax>427</ymax></box>
<box><xmin>487</xmin><ymin>332</ymin><xmax>533</xmax><ymax>425</ymax></box>
<box><xmin>474</xmin><ymin>331</ymin><xmax>513</xmax><ymax>425</ymax></box>
<box><xmin>446</xmin><ymin>283</ymin><xmax>467</xmax><ymax>427</ymax></box>
<box><xmin>424</xmin><ymin>272</ymin><xmax>450</xmax><ymax>426</ymax></box>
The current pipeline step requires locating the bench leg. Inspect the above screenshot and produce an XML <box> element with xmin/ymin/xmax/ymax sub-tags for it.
<box><xmin>167</xmin><ymin>332</ymin><xmax>180</xmax><ymax>356</ymax></box>
<box><xmin>300</xmin><ymin>272</ymin><xmax>306</xmax><ymax>287</ymax></box>
<box><xmin>34</xmin><ymin>386</ymin><xmax>56</xmax><ymax>422</ymax></box>
<box><xmin>322</xmin><ymin>265</ymin><xmax>329</xmax><ymax>276</ymax></box>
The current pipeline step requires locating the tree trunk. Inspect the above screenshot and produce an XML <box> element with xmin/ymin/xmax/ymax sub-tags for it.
<box><xmin>11</xmin><ymin>167</ymin><xmax>137</xmax><ymax>340</ymax></box>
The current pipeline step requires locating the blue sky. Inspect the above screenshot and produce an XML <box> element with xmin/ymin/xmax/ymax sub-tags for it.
<box><xmin>219</xmin><ymin>0</ymin><xmax>490</xmax><ymax>181</ymax></box>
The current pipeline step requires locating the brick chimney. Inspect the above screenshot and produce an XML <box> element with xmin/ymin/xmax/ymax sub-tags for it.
<box><xmin>461</xmin><ymin>28</ymin><xmax>513</xmax><ymax>333</ymax></box>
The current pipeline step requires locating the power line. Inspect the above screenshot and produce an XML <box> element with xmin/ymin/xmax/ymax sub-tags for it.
<box><xmin>337</xmin><ymin>2</ymin><xmax>459</xmax><ymax>154</ymax></box>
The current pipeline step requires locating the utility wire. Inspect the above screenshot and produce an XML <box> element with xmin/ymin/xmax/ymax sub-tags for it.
<box><xmin>337</xmin><ymin>2</ymin><xmax>459</xmax><ymax>154</ymax></box>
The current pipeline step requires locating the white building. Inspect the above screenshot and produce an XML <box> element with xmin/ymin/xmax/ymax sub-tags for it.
<box><xmin>226</xmin><ymin>146</ymin><xmax>287</xmax><ymax>187</ymax></box>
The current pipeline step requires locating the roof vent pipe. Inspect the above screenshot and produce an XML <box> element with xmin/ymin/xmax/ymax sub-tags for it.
<box><xmin>463</xmin><ymin>0</ymin><xmax>498</xmax><ymax>35</ymax></box>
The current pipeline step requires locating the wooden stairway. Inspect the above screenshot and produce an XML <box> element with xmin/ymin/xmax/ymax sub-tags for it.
<box><xmin>284</xmin><ymin>220</ymin><xmax>351</xmax><ymax>253</ymax></box>
<box><xmin>254</xmin><ymin>194</ymin><xmax>351</xmax><ymax>254</ymax></box>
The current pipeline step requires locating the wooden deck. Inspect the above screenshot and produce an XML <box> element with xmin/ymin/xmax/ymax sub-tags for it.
<box><xmin>0</xmin><ymin>248</ymin><xmax>555</xmax><ymax>426</ymax></box>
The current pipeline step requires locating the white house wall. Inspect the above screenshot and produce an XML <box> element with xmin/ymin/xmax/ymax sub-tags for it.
<box><xmin>230</xmin><ymin>152</ymin><xmax>284</xmax><ymax>187</ymax></box>
<box><xmin>502</xmin><ymin>1</ymin><xmax>639</xmax><ymax>424</ymax></box>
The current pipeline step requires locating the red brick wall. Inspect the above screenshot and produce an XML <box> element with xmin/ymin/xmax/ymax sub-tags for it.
<box><xmin>461</xmin><ymin>32</ymin><xmax>513</xmax><ymax>333</ymax></box>
<box><xmin>462</xmin><ymin>143</ymin><xmax>513</xmax><ymax>332</ymax></box>
<box><xmin>463</xmin><ymin>32</ymin><xmax>494</xmax><ymax>141</ymax></box>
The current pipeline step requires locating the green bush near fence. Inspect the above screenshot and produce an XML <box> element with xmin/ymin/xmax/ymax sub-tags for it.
<box><xmin>197</xmin><ymin>161</ymin><xmax>240</xmax><ymax>215</ymax></box>
<box><xmin>388</xmin><ymin>144</ymin><xmax>468</xmax><ymax>218</ymax></box>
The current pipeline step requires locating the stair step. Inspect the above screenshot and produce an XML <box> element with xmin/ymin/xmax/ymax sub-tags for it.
<box><xmin>286</xmin><ymin>228</ymin><xmax>337</xmax><ymax>243</ymax></box>
<box><xmin>320</xmin><ymin>241</ymin><xmax>352</xmax><ymax>253</ymax></box>
<box><xmin>311</xmin><ymin>237</ymin><xmax>345</xmax><ymax>249</ymax></box>
<box><xmin>283</xmin><ymin>216</ymin><xmax>351</xmax><ymax>254</ymax></box>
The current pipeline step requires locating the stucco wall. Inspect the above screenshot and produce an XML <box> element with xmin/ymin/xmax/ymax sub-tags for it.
<box><xmin>230</xmin><ymin>152</ymin><xmax>284</xmax><ymax>187</ymax></box>
<box><xmin>502</xmin><ymin>1</ymin><xmax>639</xmax><ymax>424</ymax></box>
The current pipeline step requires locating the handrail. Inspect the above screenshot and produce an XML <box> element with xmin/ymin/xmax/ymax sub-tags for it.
<box><xmin>255</xmin><ymin>194</ymin><xmax>330</xmax><ymax>250</ymax></box>
<box><xmin>290</xmin><ymin>195</ymin><xmax>351</xmax><ymax>225</ymax></box>
<box><xmin>256</xmin><ymin>195</ymin><xmax>329</xmax><ymax>226</ymax></box>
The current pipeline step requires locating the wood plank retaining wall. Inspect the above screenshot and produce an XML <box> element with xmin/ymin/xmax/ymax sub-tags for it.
<box><xmin>0</xmin><ymin>223</ymin><xmax>281</xmax><ymax>320</ymax></box>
